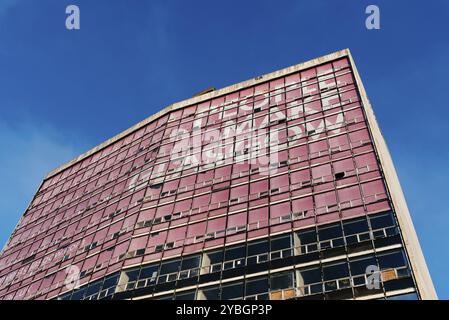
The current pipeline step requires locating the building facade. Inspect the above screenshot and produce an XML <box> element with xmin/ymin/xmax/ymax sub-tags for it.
<box><xmin>0</xmin><ymin>49</ymin><xmax>437</xmax><ymax>300</ymax></box>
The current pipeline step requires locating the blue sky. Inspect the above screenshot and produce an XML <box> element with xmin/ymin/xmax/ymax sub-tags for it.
<box><xmin>0</xmin><ymin>0</ymin><xmax>448</xmax><ymax>298</ymax></box>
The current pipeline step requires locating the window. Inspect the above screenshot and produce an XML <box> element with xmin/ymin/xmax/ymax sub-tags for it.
<box><xmin>296</xmin><ymin>229</ymin><xmax>317</xmax><ymax>246</ymax></box>
<box><xmin>318</xmin><ymin>223</ymin><xmax>343</xmax><ymax>248</ymax></box>
<box><xmin>323</xmin><ymin>262</ymin><xmax>349</xmax><ymax>281</ymax></box>
<box><xmin>85</xmin><ymin>280</ymin><xmax>102</xmax><ymax>298</ymax></box>
<box><xmin>343</xmin><ymin>218</ymin><xmax>369</xmax><ymax>235</ymax></box>
<box><xmin>224</xmin><ymin>246</ymin><xmax>245</xmax><ymax>269</ymax></box>
<box><xmin>270</xmin><ymin>234</ymin><xmax>292</xmax><ymax>259</ymax></box>
<box><xmin>181</xmin><ymin>255</ymin><xmax>201</xmax><ymax>270</ymax></box>
<box><xmin>271</xmin><ymin>234</ymin><xmax>291</xmax><ymax>251</ymax></box>
<box><xmin>70</xmin><ymin>287</ymin><xmax>86</xmax><ymax>300</ymax></box>
<box><xmin>297</xmin><ymin>267</ymin><xmax>324</xmax><ymax>295</ymax></box>
<box><xmin>343</xmin><ymin>218</ymin><xmax>370</xmax><ymax>244</ymax></box>
<box><xmin>248</xmin><ymin>240</ymin><xmax>269</xmax><ymax>256</ymax></box>
<box><xmin>102</xmin><ymin>273</ymin><xmax>119</xmax><ymax>291</ymax></box>
<box><xmin>378</xmin><ymin>250</ymin><xmax>407</xmax><ymax>270</ymax></box>
<box><xmin>119</xmin><ymin>268</ymin><xmax>139</xmax><ymax>290</ymax></box>
<box><xmin>139</xmin><ymin>264</ymin><xmax>158</xmax><ymax>283</ymax></box>
<box><xmin>158</xmin><ymin>260</ymin><xmax>181</xmax><ymax>283</ymax></box>
<box><xmin>370</xmin><ymin>212</ymin><xmax>395</xmax><ymax>230</ymax></box>
<box><xmin>245</xmin><ymin>277</ymin><xmax>269</xmax><ymax>297</ymax></box>
<box><xmin>270</xmin><ymin>272</ymin><xmax>294</xmax><ymax>291</ymax></box>
<box><xmin>323</xmin><ymin>262</ymin><xmax>350</xmax><ymax>292</ymax></box>
<box><xmin>221</xmin><ymin>282</ymin><xmax>244</xmax><ymax>300</ymax></box>
<box><xmin>178</xmin><ymin>255</ymin><xmax>200</xmax><ymax>279</ymax></box>
<box><xmin>150</xmin><ymin>183</ymin><xmax>163</xmax><ymax>189</ymax></box>
<box><xmin>200</xmin><ymin>287</ymin><xmax>220</xmax><ymax>300</ymax></box>
<box><xmin>334</xmin><ymin>172</ymin><xmax>345</xmax><ymax>180</ymax></box>
<box><xmin>350</xmin><ymin>255</ymin><xmax>377</xmax><ymax>276</ymax></box>
<box><xmin>225</xmin><ymin>245</ymin><xmax>245</xmax><ymax>261</ymax></box>
<box><xmin>206</xmin><ymin>250</ymin><xmax>223</xmax><ymax>265</ymax></box>
<box><xmin>175</xmin><ymin>291</ymin><xmax>196</xmax><ymax>300</ymax></box>
<box><xmin>297</xmin><ymin>267</ymin><xmax>322</xmax><ymax>285</ymax></box>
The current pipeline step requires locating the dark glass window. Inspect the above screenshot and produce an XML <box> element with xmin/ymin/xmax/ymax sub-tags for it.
<box><xmin>181</xmin><ymin>255</ymin><xmax>201</xmax><ymax>270</ymax></box>
<box><xmin>202</xmin><ymin>287</ymin><xmax>220</xmax><ymax>300</ymax></box>
<box><xmin>140</xmin><ymin>264</ymin><xmax>159</xmax><ymax>280</ymax></box>
<box><xmin>323</xmin><ymin>262</ymin><xmax>350</xmax><ymax>281</ymax></box>
<box><xmin>318</xmin><ymin>223</ymin><xmax>343</xmax><ymax>241</ymax></box>
<box><xmin>270</xmin><ymin>272</ymin><xmax>294</xmax><ymax>290</ymax></box>
<box><xmin>343</xmin><ymin>218</ymin><xmax>369</xmax><ymax>235</ymax></box>
<box><xmin>350</xmin><ymin>255</ymin><xmax>377</xmax><ymax>275</ymax></box>
<box><xmin>102</xmin><ymin>273</ymin><xmax>119</xmax><ymax>289</ymax></box>
<box><xmin>370</xmin><ymin>212</ymin><xmax>395</xmax><ymax>230</ymax></box>
<box><xmin>378</xmin><ymin>251</ymin><xmax>407</xmax><ymax>270</ymax></box>
<box><xmin>225</xmin><ymin>246</ymin><xmax>245</xmax><ymax>261</ymax></box>
<box><xmin>245</xmin><ymin>277</ymin><xmax>269</xmax><ymax>296</ymax></box>
<box><xmin>221</xmin><ymin>282</ymin><xmax>244</xmax><ymax>300</ymax></box>
<box><xmin>85</xmin><ymin>280</ymin><xmax>102</xmax><ymax>297</ymax></box>
<box><xmin>207</xmin><ymin>250</ymin><xmax>223</xmax><ymax>265</ymax></box>
<box><xmin>296</xmin><ymin>229</ymin><xmax>317</xmax><ymax>245</ymax></box>
<box><xmin>175</xmin><ymin>291</ymin><xmax>196</xmax><ymax>300</ymax></box>
<box><xmin>160</xmin><ymin>259</ymin><xmax>181</xmax><ymax>275</ymax></box>
<box><xmin>70</xmin><ymin>287</ymin><xmax>86</xmax><ymax>300</ymax></box>
<box><xmin>123</xmin><ymin>268</ymin><xmax>140</xmax><ymax>282</ymax></box>
<box><xmin>270</xmin><ymin>234</ymin><xmax>291</xmax><ymax>251</ymax></box>
<box><xmin>297</xmin><ymin>267</ymin><xmax>322</xmax><ymax>285</ymax></box>
<box><xmin>248</xmin><ymin>240</ymin><xmax>269</xmax><ymax>256</ymax></box>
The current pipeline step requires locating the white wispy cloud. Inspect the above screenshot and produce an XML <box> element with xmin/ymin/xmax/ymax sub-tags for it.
<box><xmin>0</xmin><ymin>118</ymin><xmax>79</xmax><ymax>249</ymax></box>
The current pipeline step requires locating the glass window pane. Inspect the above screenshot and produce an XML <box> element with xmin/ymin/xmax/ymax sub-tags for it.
<box><xmin>85</xmin><ymin>281</ymin><xmax>102</xmax><ymax>296</ymax></box>
<box><xmin>270</xmin><ymin>272</ymin><xmax>294</xmax><ymax>290</ymax></box>
<box><xmin>124</xmin><ymin>269</ymin><xmax>140</xmax><ymax>282</ymax></box>
<box><xmin>245</xmin><ymin>277</ymin><xmax>269</xmax><ymax>296</ymax></box>
<box><xmin>225</xmin><ymin>246</ymin><xmax>245</xmax><ymax>261</ymax></box>
<box><xmin>350</xmin><ymin>255</ymin><xmax>377</xmax><ymax>275</ymax></box>
<box><xmin>297</xmin><ymin>229</ymin><xmax>317</xmax><ymax>245</ymax></box>
<box><xmin>175</xmin><ymin>291</ymin><xmax>196</xmax><ymax>300</ymax></box>
<box><xmin>271</xmin><ymin>234</ymin><xmax>291</xmax><ymax>251</ymax></box>
<box><xmin>248</xmin><ymin>240</ymin><xmax>269</xmax><ymax>256</ymax></box>
<box><xmin>207</xmin><ymin>250</ymin><xmax>224</xmax><ymax>264</ymax></box>
<box><xmin>202</xmin><ymin>287</ymin><xmax>220</xmax><ymax>300</ymax></box>
<box><xmin>323</xmin><ymin>262</ymin><xmax>349</xmax><ymax>281</ymax></box>
<box><xmin>102</xmin><ymin>273</ymin><xmax>119</xmax><ymax>289</ymax></box>
<box><xmin>297</xmin><ymin>267</ymin><xmax>321</xmax><ymax>285</ymax></box>
<box><xmin>71</xmin><ymin>288</ymin><xmax>86</xmax><ymax>300</ymax></box>
<box><xmin>370</xmin><ymin>212</ymin><xmax>395</xmax><ymax>229</ymax></box>
<box><xmin>160</xmin><ymin>260</ymin><xmax>181</xmax><ymax>275</ymax></box>
<box><xmin>343</xmin><ymin>218</ymin><xmax>369</xmax><ymax>235</ymax></box>
<box><xmin>181</xmin><ymin>255</ymin><xmax>201</xmax><ymax>270</ymax></box>
<box><xmin>221</xmin><ymin>282</ymin><xmax>244</xmax><ymax>300</ymax></box>
<box><xmin>140</xmin><ymin>264</ymin><xmax>159</xmax><ymax>280</ymax></box>
<box><xmin>318</xmin><ymin>224</ymin><xmax>343</xmax><ymax>241</ymax></box>
<box><xmin>378</xmin><ymin>251</ymin><xmax>407</xmax><ymax>270</ymax></box>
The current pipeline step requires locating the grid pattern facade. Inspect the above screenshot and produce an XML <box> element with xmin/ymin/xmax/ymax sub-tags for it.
<box><xmin>0</xmin><ymin>53</ymin><xmax>425</xmax><ymax>300</ymax></box>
